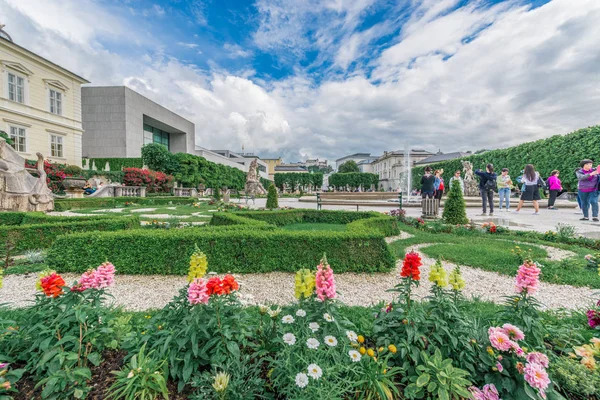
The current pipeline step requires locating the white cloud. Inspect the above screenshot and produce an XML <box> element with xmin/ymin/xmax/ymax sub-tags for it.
<box><xmin>223</xmin><ymin>43</ymin><xmax>253</xmax><ymax>58</ymax></box>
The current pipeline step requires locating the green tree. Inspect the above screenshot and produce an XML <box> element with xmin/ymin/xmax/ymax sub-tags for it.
<box><xmin>338</xmin><ymin>160</ymin><xmax>360</xmax><ymax>173</ymax></box>
<box><xmin>141</xmin><ymin>143</ymin><xmax>177</xmax><ymax>173</ymax></box>
<box><xmin>266</xmin><ymin>184</ymin><xmax>278</xmax><ymax>209</ymax></box>
<box><xmin>442</xmin><ymin>179</ymin><xmax>469</xmax><ymax>225</ymax></box>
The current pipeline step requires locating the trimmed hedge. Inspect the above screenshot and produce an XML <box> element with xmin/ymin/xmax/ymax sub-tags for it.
<box><xmin>230</xmin><ymin>209</ymin><xmax>382</xmax><ymax>227</ymax></box>
<box><xmin>209</xmin><ymin>213</ymin><xmax>274</xmax><ymax>227</ymax></box>
<box><xmin>0</xmin><ymin>212</ymin><xmax>27</xmax><ymax>226</ymax></box>
<box><xmin>347</xmin><ymin>216</ymin><xmax>399</xmax><ymax>237</ymax></box>
<box><xmin>0</xmin><ymin>216</ymin><xmax>140</xmax><ymax>252</ymax></box>
<box><xmin>0</xmin><ymin>212</ymin><xmax>119</xmax><ymax>226</ymax></box>
<box><xmin>46</xmin><ymin>225</ymin><xmax>395</xmax><ymax>274</ymax></box>
<box><xmin>54</xmin><ymin>197</ymin><xmax>196</xmax><ymax>211</ymax></box>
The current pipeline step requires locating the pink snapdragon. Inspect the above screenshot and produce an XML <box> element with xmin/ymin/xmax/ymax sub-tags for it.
<box><xmin>515</xmin><ymin>261</ymin><xmax>541</xmax><ymax>295</ymax></box>
<box><xmin>526</xmin><ymin>352</ymin><xmax>550</xmax><ymax>368</ymax></box>
<box><xmin>315</xmin><ymin>257</ymin><xmax>336</xmax><ymax>301</ymax></box>
<box><xmin>524</xmin><ymin>362</ymin><xmax>550</xmax><ymax>394</ymax></box>
<box><xmin>187</xmin><ymin>278</ymin><xmax>209</xmax><ymax>305</ymax></box>
<box><xmin>71</xmin><ymin>262</ymin><xmax>116</xmax><ymax>292</ymax></box>
<box><xmin>469</xmin><ymin>384</ymin><xmax>500</xmax><ymax>400</ymax></box>
<box><xmin>502</xmin><ymin>323</ymin><xmax>525</xmax><ymax>341</ymax></box>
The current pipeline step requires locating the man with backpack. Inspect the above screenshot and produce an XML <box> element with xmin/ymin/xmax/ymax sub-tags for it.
<box><xmin>475</xmin><ymin>164</ymin><xmax>498</xmax><ymax>216</ymax></box>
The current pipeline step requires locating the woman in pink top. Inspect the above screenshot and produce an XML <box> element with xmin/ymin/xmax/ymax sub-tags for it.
<box><xmin>546</xmin><ymin>170</ymin><xmax>562</xmax><ymax>210</ymax></box>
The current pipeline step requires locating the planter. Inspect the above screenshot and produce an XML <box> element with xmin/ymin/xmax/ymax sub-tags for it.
<box><xmin>62</xmin><ymin>178</ymin><xmax>87</xmax><ymax>189</ymax></box>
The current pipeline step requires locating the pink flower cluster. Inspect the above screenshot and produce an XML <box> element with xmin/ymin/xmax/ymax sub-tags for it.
<box><xmin>315</xmin><ymin>258</ymin><xmax>336</xmax><ymax>301</ymax></box>
<box><xmin>524</xmin><ymin>362</ymin><xmax>550</xmax><ymax>397</ymax></box>
<box><xmin>515</xmin><ymin>261</ymin><xmax>541</xmax><ymax>295</ymax></box>
<box><xmin>187</xmin><ymin>278</ymin><xmax>209</xmax><ymax>305</ymax></box>
<box><xmin>71</xmin><ymin>262</ymin><xmax>116</xmax><ymax>292</ymax></box>
<box><xmin>488</xmin><ymin>324</ymin><xmax>524</xmax><ymax>354</ymax></box>
<box><xmin>469</xmin><ymin>384</ymin><xmax>500</xmax><ymax>400</ymax></box>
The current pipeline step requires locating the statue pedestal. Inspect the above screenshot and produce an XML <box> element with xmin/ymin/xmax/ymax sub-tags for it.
<box><xmin>65</xmin><ymin>188</ymin><xmax>85</xmax><ymax>199</ymax></box>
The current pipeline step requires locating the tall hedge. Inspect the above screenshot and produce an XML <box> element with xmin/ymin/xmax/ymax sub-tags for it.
<box><xmin>82</xmin><ymin>158</ymin><xmax>143</xmax><ymax>171</ymax></box>
<box><xmin>328</xmin><ymin>173</ymin><xmax>379</xmax><ymax>190</ymax></box>
<box><xmin>412</xmin><ymin>126</ymin><xmax>600</xmax><ymax>192</ymax></box>
<box><xmin>274</xmin><ymin>173</ymin><xmax>323</xmax><ymax>192</ymax></box>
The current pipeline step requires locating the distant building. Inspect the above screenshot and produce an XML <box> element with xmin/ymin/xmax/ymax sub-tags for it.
<box><xmin>372</xmin><ymin>149</ymin><xmax>434</xmax><ymax>191</ymax></box>
<box><xmin>274</xmin><ymin>164</ymin><xmax>308</xmax><ymax>173</ymax></box>
<box><xmin>357</xmin><ymin>159</ymin><xmax>374</xmax><ymax>173</ymax></box>
<box><xmin>305</xmin><ymin>158</ymin><xmax>329</xmax><ymax>170</ymax></box>
<box><xmin>335</xmin><ymin>153</ymin><xmax>379</xmax><ymax>171</ymax></box>
<box><xmin>414</xmin><ymin>150</ymin><xmax>471</xmax><ymax>166</ymax></box>
<box><xmin>210</xmin><ymin>150</ymin><xmax>269</xmax><ymax>179</ymax></box>
<box><xmin>261</xmin><ymin>157</ymin><xmax>282</xmax><ymax>179</ymax></box>
<box><xmin>0</xmin><ymin>26</ymin><xmax>89</xmax><ymax>166</ymax></box>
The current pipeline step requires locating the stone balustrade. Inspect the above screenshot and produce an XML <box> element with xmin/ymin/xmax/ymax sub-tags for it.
<box><xmin>173</xmin><ymin>187</ymin><xmax>198</xmax><ymax>197</ymax></box>
<box><xmin>114</xmin><ymin>186</ymin><xmax>147</xmax><ymax>198</ymax></box>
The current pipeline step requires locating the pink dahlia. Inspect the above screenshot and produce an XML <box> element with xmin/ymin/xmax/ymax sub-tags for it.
<box><xmin>502</xmin><ymin>323</ymin><xmax>525</xmax><ymax>341</ymax></box>
<box><xmin>315</xmin><ymin>256</ymin><xmax>336</xmax><ymax>301</ymax></box>
<box><xmin>526</xmin><ymin>352</ymin><xmax>550</xmax><ymax>368</ymax></box>
<box><xmin>488</xmin><ymin>327</ymin><xmax>513</xmax><ymax>352</ymax></box>
<box><xmin>515</xmin><ymin>261</ymin><xmax>541</xmax><ymax>295</ymax></box>
<box><xmin>188</xmin><ymin>278</ymin><xmax>209</xmax><ymax>305</ymax></box>
<box><xmin>524</xmin><ymin>362</ymin><xmax>550</xmax><ymax>392</ymax></box>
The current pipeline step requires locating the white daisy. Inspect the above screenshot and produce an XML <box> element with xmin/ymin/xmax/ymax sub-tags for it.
<box><xmin>324</xmin><ymin>335</ymin><xmax>338</xmax><ymax>347</ymax></box>
<box><xmin>349</xmin><ymin>350</ymin><xmax>362</xmax><ymax>362</ymax></box>
<box><xmin>309</xmin><ymin>322</ymin><xmax>320</xmax><ymax>332</ymax></box>
<box><xmin>307</xmin><ymin>364</ymin><xmax>323</xmax><ymax>380</ymax></box>
<box><xmin>323</xmin><ymin>313</ymin><xmax>334</xmax><ymax>322</ymax></box>
<box><xmin>295</xmin><ymin>372</ymin><xmax>309</xmax><ymax>388</ymax></box>
<box><xmin>346</xmin><ymin>330</ymin><xmax>358</xmax><ymax>342</ymax></box>
<box><xmin>306</xmin><ymin>338</ymin><xmax>320</xmax><ymax>349</ymax></box>
<box><xmin>296</xmin><ymin>309</ymin><xmax>307</xmax><ymax>317</ymax></box>
<box><xmin>282</xmin><ymin>315</ymin><xmax>295</xmax><ymax>324</ymax></box>
<box><xmin>283</xmin><ymin>333</ymin><xmax>296</xmax><ymax>346</ymax></box>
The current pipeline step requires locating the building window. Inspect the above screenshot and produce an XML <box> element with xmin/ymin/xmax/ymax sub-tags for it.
<box><xmin>9</xmin><ymin>126</ymin><xmax>26</xmax><ymax>152</ymax></box>
<box><xmin>49</xmin><ymin>89</ymin><xmax>62</xmax><ymax>115</ymax></box>
<box><xmin>50</xmin><ymin>135</ymin><xmax>63</xmax><ymax>158</ymax></box>
<box><xmin>143</xmin><ymin>123</ymin><xmax>170</xmax><ymax>150</ymax></box>
<box><xmin>8</xmin><ymin>72</ymin><xmax>24</xmax><ymax>103</ymax></box>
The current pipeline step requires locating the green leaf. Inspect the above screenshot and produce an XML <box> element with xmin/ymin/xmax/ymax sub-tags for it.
<box><xmin>416</xmin><ymin>373</ymin><xmax>430</xmax><ymax>388</ymax></box>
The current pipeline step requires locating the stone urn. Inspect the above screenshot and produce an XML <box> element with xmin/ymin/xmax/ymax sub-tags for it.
<box><xmin>63</xmin><ymin>178</ymin><xmax>87</xmax><ymax>198</ymax></box>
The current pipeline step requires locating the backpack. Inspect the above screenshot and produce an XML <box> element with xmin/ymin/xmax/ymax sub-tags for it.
<box><xmin>484</xmin><ymin>178</ymin><xmax>497</xmax><ymax>192</ymax></box>
<box><xmin>537</xmin><ymin>176</ymin><xmax>547</xmax><ymax>190</ymax></box>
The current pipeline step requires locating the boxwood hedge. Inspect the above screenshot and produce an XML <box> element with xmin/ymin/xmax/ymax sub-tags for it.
<box><xmin>0</xmin><ymin>216</ymin><xmax>140</xmax><ymax>252</ymax></box>
<box><xmin>47</xmin><ymin>211</ymin><xmax>399</xmax><ymax>274</ymax></box>
<box><xmin>54</xmin><ymin>196</ymin><xmax>196</xmax><ymax>211</ymax></box>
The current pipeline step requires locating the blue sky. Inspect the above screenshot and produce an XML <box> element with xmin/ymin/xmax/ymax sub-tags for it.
<box><xmin>1</xmin><ymin>0</ymin><xmax>598</xmax><ymax>162</ymax></box>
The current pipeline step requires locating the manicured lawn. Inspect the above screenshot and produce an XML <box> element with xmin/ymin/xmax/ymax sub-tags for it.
<box><xmin>280</xmin><ymin>223</ymin><xmax>347</xmax><ymax>232</ymax></box>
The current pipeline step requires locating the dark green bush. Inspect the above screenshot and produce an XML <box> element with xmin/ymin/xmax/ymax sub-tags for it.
<box><xmin>0</xmin><ymin>216</ymin><xmax>140</xmax><ymax>251</ymax></box>
<box><xmin>266</xmin><ymin>184</ymin><xmax>278</xmax><ymax>209</ymax></box>
<box><xmin>46</xmin><ymin>223</ymin><xmax>395</xmax><ymax>274</ymax></box>
<box><xmin>442</xmin><ymin>179</ymin><xmax>469</xmax><ymax>225</ymax></box>
<box><xmin>54</xmin><ymin>197</ymin><xmax>196</xmax><ymax>211</ymax></box>
<box><xmin>237</xmin><ymin>209</ymin><xmax>380</xmax><ymax>226</ymax></box>
<box><xmin>0</xmin><ymin>212</ymin><xmax>26</xmax><ymax>226</ymax></box>
<box><xmin>347</xmin><ymin>216</ymin><xmax>400</xmax><ymax>237</ymax></box>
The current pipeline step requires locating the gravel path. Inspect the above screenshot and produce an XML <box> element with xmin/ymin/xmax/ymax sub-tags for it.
<box><xmin>0</xmin><ymin>236</ymin><xmax>594</xmax><ymax>311</ymax></box>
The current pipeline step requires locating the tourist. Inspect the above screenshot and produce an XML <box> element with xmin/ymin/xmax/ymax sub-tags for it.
<box><xmin>475</xmin><ymin>164</ymin><xmax>497</xmax><ymax>216</ymax></box>
<box><xmin>576</xmin><ymin>160</ymin><xmax>599</xmax><ymax>222</ymax></box>
<box><xmin>515</xmin><ymin>164</ymin><xmax>541</xmax><ymax>215</ymax></box>
<box><xmin>420</xmin><ymin>167</ymin><xmax>435</xmax><ymax>199</ymax></box>
<box><xmin>546</xmin><ymin>170</ymin><xmax>562</xmax><ymax>210</ymax></box>
<box><xmin>434</xmin><ymin>169</ymin><xmax>445</xmax><ymax>201</ymax></box>
<box><xmin>497</xmin><ymin>168</ymin><xmax>513</xmax><ymax>211</ymax></box>
<box><xmin>449</xmin><ymin>170</ymin><xmax>464</xmax><ymax>193</ymax></box>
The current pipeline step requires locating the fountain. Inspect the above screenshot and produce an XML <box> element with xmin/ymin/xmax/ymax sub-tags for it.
<box><xmin>403</xmin><ymin>144</ymin><xmax>412</xmax><ymax>204</ymax></box>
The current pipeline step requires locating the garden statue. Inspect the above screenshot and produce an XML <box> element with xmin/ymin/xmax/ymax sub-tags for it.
<box><xmin>0</xmin><ymin>137</ymin><xmax>54</xmax><ymax>211</ymax></box>
<box><xmin>245</xmin><ymin>158</ymin><xmax>266</xmax><ymax>196</ymax></box>
<box><xmin>462</xmin><ymin>160</ymin><xmax>479</xmax><ymax>197</ymax></box>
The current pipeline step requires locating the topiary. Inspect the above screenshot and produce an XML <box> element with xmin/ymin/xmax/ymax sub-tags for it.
<box><xmin>442</xmin><ymin>179</ymin><xmax>469</xmax><ymax>225</ymax></box>
<box><xmin>266</xmin><ymin>184</ymin><xmax>278</xmax><ymax>209</ymax></box>
<box><xmin>213</xmin><ymin>186</ymin><xmax>221</xmax><ymax>201</ymax></box>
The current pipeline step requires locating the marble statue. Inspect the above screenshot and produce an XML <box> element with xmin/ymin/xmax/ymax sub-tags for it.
<box><xmin>462</xmin><ymin>160</ymin><xmax>479</xmax><ymax>197</ymax></box>
<box><xmin>0</xmin><ymin>137</ymin><xmax>54</xmax><ymax>211</ymax></box>
<box><xmin>245</xmin><ymin>158</ymin><xmax>266</xmax><ymax>196</ymax></box>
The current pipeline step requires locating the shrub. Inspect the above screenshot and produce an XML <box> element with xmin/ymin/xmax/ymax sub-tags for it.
<box><xmin>63</xmin><ymin>164</ymin><xmax>83</xmax><ymax>176</ymax></box>
<box><xmin>54</xmin><ymin>196</ymin><xmax>196</xmax><ymax>211</ymax></box>
<box><xmin>442</xmin><ymin>179</ymin><xmax>469</xmax><ymax>225</ymax></box>
<box><xmin>122</xmin><ymin>167</ymin><xmax>174</xmax><ymax>193</ymax></box>
<box><xmin>0</xmin><ymin>216</ymin><xmax>140</xmax><ymax>251</ymax></box>
<box><xmin>266</xmin><ymin>184</ymin><xmax>278</xmax><ymax>209</ymax></box>
<box><xmin>0</xmin><ymin>212</ymin><xmax>26</xmax><ymax>225</ymax></box>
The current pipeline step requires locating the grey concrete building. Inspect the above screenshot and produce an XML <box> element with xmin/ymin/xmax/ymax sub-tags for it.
<box><xmin>81</xmin><ymin>86</ymin><xmax>195</xmax><ymax>158</ymax></box>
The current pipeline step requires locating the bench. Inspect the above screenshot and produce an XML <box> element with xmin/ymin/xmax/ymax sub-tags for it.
<box><xmin>236</xmin><ymin>191</ymin><xmax>256</xmax><ymax>205</ymax></box>
<box><xmin>316</xmin><ymin>192</ymin><xmax>403</xmax><ymax>211</ymax></box>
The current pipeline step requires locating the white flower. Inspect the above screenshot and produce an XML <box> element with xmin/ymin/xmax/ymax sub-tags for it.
<box><xmin>282</xmin><ymin>315</ymin><xmax>295</xmax><ymax>324</ymax></box>
<box><xmin>268</xmin><ymin>306</ymin><xmax>281</xmax><ymax>318</ymax></box>
<box><xmin>258</xmin><ymin>304</ymin><xmax>269</xmax><ymax>314</ymax></box>
<box><xmin>283</xmin><ymin>333</ymin><xmax>296</xmax><ymax>346</ymax></box>
<box><xmin>296</xmin><ymin>309</ymin><xmax>307</xmax><ymax>317</ymax></box>
<box><xmin>323</xmin><ymin>313</ymin><xmax>334</xmax><ymax>322</ymax></box>
<box><xmin>307</xmin><ymin>364</ymin><xmax>323</xmax><ymax>380</ymax></box>
<box><xmin>324</xmin><ymin>335</ymin><xmax>338</xmax><ymax>347</ymax></box>
<box><xmin>346</xmin><ymin>330</ymin><xmax>358</xmax><ymax>342</ymax></box>
<box><xmin>309</xmin><ymin>322</ymin><xmax>320</xmax><ymax>332</ymax></box>
<box><xmin>349</xmin><ymin>350</ymin><xmax>362</xmax><ymax>362</ymax></box>
<box><xmin>295</xmin><ymin>372</ymin><xmax>309</xmax><ymax>388</ymax></box>
<box><xmin>306</xmin><ymin>338</ymin><xmax>320</xmax><ymax>349</ymax></box>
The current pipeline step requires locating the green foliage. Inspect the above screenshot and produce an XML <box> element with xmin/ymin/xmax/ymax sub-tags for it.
<box><xmin>83</xmin><ymin>157</ymin><xmax>143</xmax><ymax>171</ymax></box>
<box><xmin>106</xmin><ymin>344</ymin><xmax>169</xmax><ymax>400</ymax></box>
<box><xmin>0</xmin><ymin>129</ymin><xmax>14</xmax><ymax>145</ymax></box>
<box><xmin>549</xmin><ymin>357</ymin><xmax>600</xmax><ymax>398</ymax></box>
<box><xmin>273</xmin><ymin>173</ymin><xmax>323</xmax><ymax>192</ymax></box>
<box><xmin>0</xmin><ymin>216</ymin><xmax>140</xmax><ymax>252</ymax></box>
<box><xmin>442</xmin><ymin>179</ymin><xmax>469</xmax><ymax>225</ymax></box>
<box><xmin>54</xmin><ymin>196</ymin><xmax>196</xmax><ymax>211</ymax></box>
<box><xmin>328</xmin><ymin>172</ymin><xmax>379</xmax><ymax>190</ymax></box>
<box><xmin>338</xmin><ymin>160</ymin><xmax>360</xmax><ymax>173</ymax></box>
<box><xmin>412</xmin><ymin>126</ymin><xmax>600</xmax><ymax>192</ymax></box>
<box><xmin>0</xmin><ymin>211</ymin><xmax>26</xmax><ymax>226</ymax></box>
<box><xmin>0</xmin><ymin>362</ymin><xmax>25</xmax><ymax>398</ymax></box>
<box><xmin>266</xmin><ymin>184</ymin><xmax>278</xmax><ymax>209</ymax></box>
<box><xmin>62</xmin><ymin>165</ymin><xmax>82</xmax><ymax>176</ymax></box>
<box><xmin>141</xmin><ymin>144</ymin><xmax>176</xmax><ymax>173</ymax></box>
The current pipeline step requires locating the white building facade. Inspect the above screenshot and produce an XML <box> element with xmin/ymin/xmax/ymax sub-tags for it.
<box><xmin>372</xmin><ymin>149</ymin><xmax>434</xmax><ymax>191</ymax></box>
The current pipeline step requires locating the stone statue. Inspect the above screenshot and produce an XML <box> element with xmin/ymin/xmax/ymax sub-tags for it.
<box><xmin>462</xmin><ymin>160</ymin><xmax>479</xmax><ymax>197</ymax></box>
<box><xmin>0</xmin><ymin>137</ymin><xmax>54</xmax><ymax>211</ymax></box>
<box><xmin>245</xmin><ymin>158</ymin><xmax>266</xmax><ymax>196</ymax></box>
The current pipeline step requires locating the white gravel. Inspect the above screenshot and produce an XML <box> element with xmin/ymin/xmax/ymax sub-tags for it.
<box><xmin>130</xmin><ymin>208</ymin><xmax>158</xmax><ymax>213</ymax></box>
<box><xmin>1</xmin><ymin>238</ymin><xmax>595</xmax><ymax>311</ymax></box>
<box><xmin>139</xmin><ymin>214</ymin><xmax>190</xmax><ymax>219</ymax></box>
<box><xmin>385</xmin><ymin>232</ymin><xmax>414</xmax><ymax>243</ymax></box>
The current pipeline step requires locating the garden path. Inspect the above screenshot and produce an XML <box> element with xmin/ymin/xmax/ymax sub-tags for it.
<box><xmin>1</xmin><ymin>234</ymin><xmax>595</xmax><ymax>311</ymax></box>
